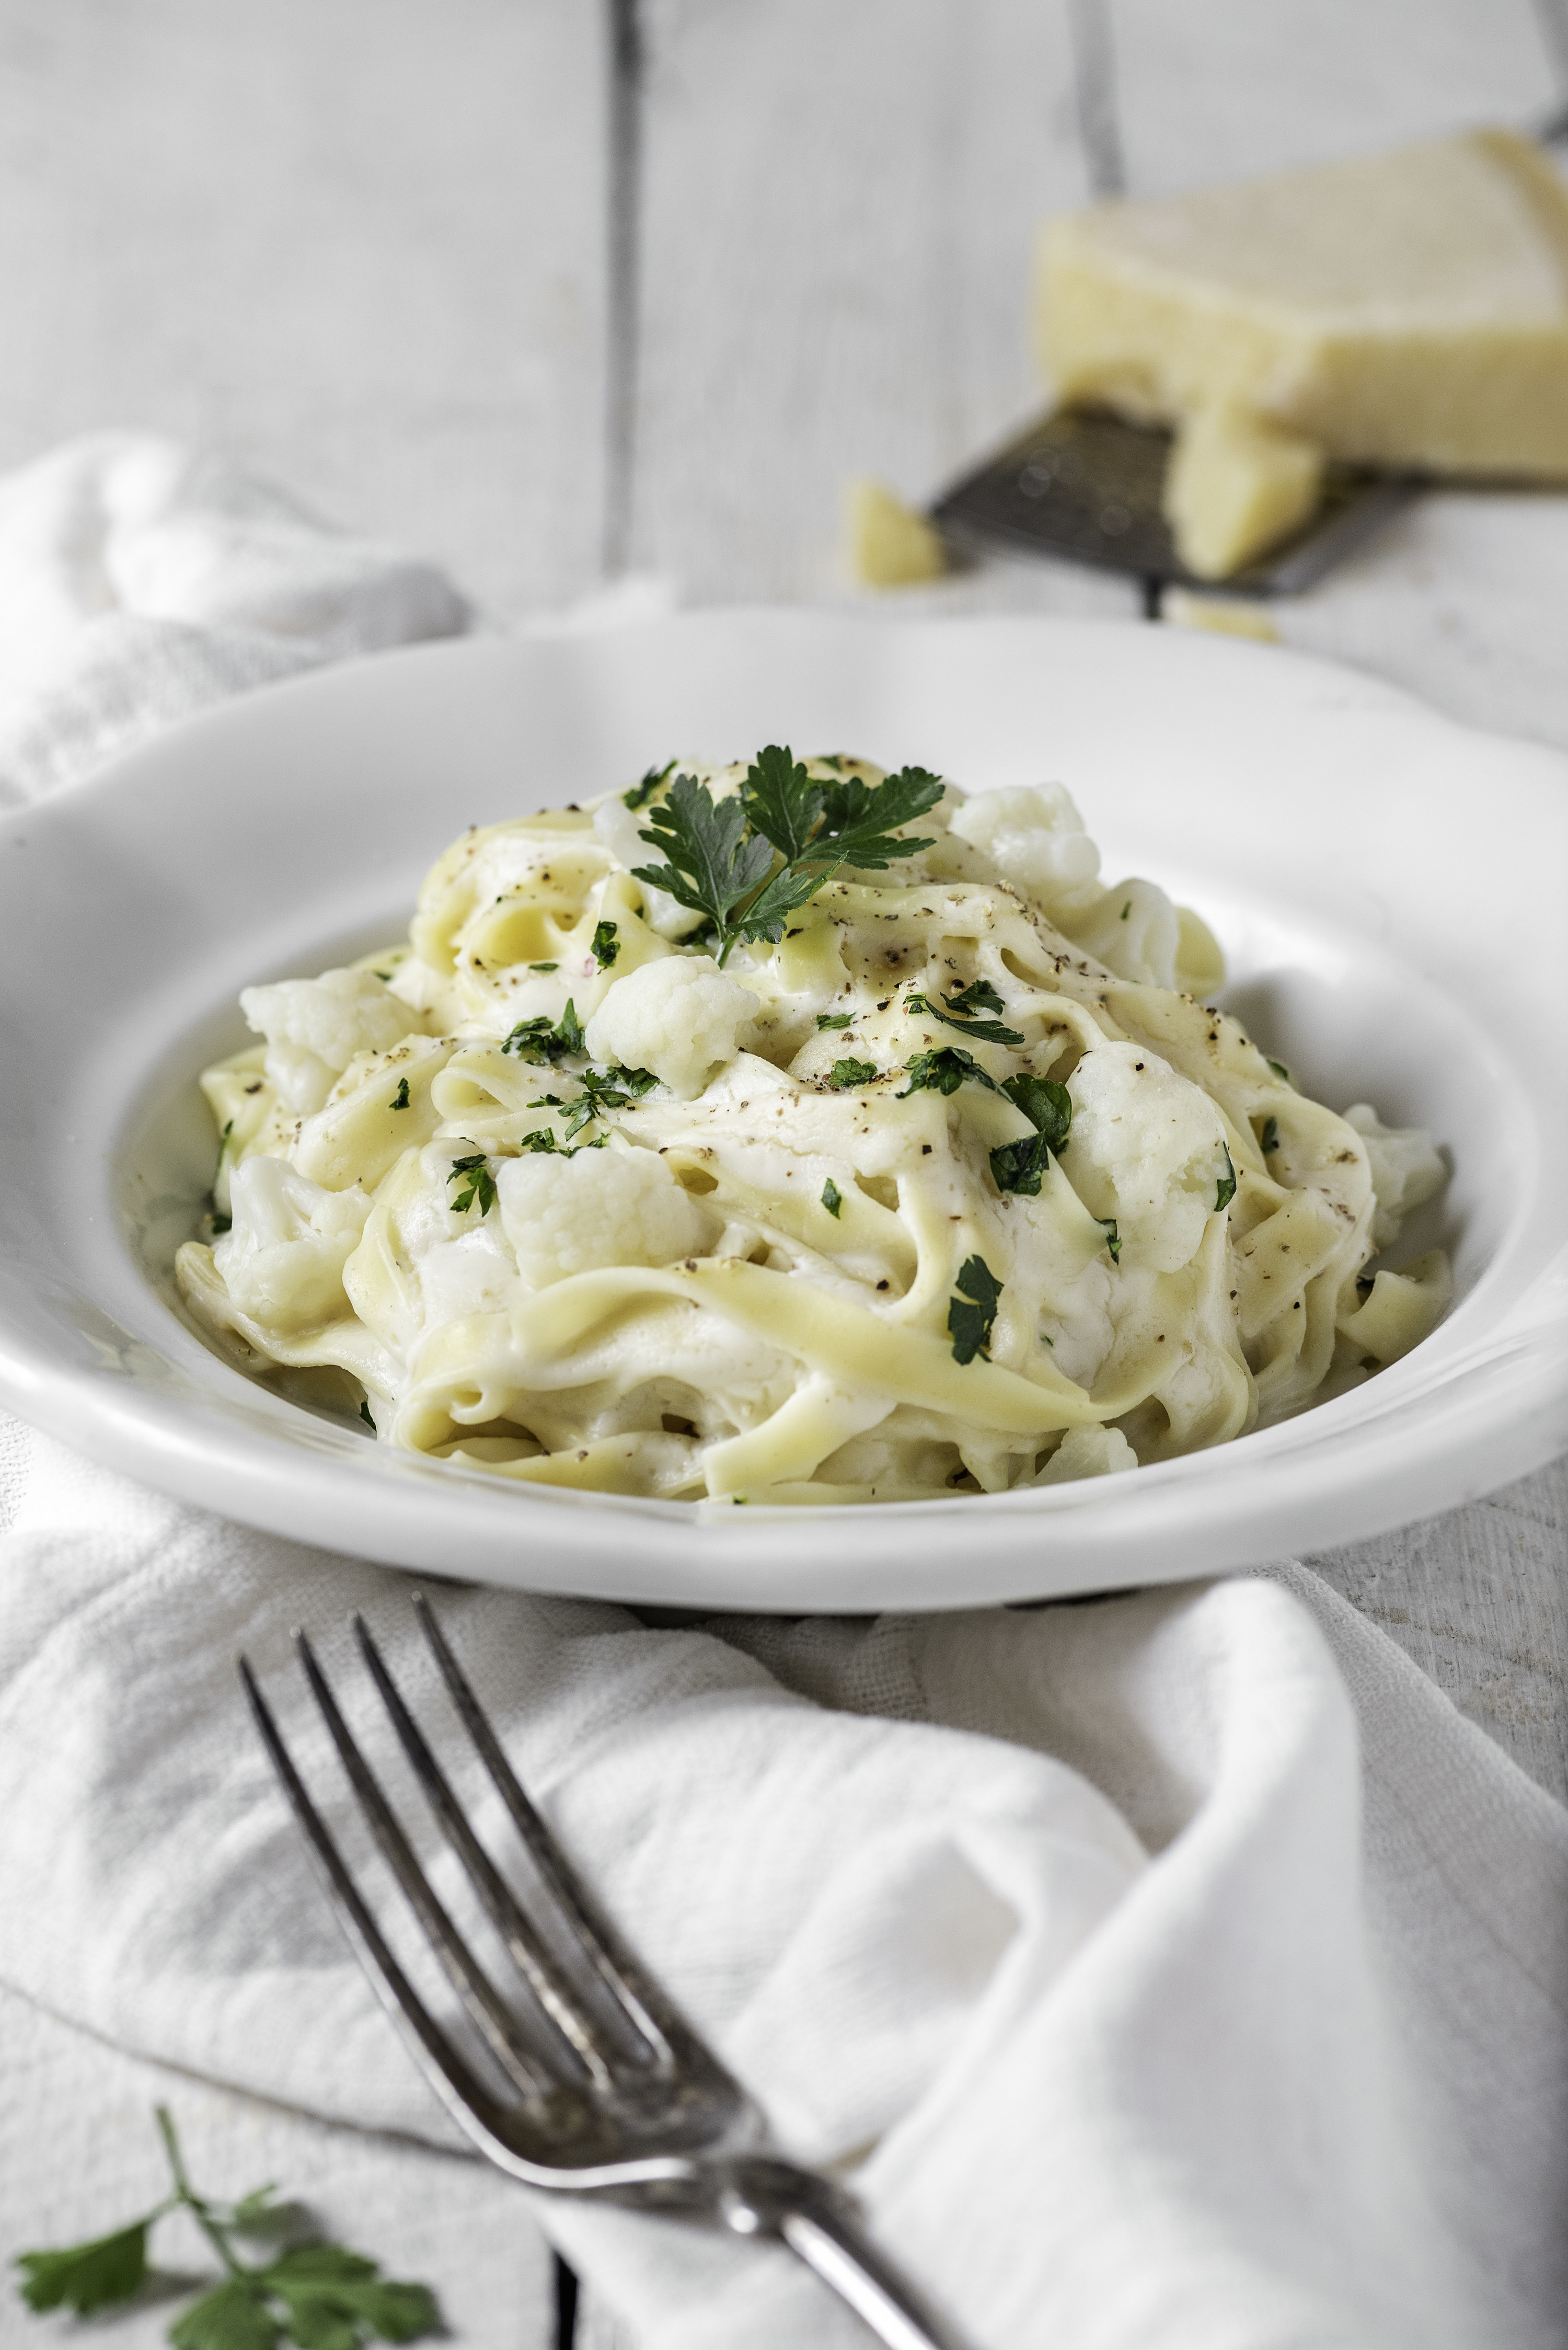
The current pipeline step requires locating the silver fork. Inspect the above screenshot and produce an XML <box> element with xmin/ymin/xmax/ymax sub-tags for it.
<box><xmin>239</xmin><ymin>1595</ymin><xmax>966</xmax><ymax>2350</ymax></box>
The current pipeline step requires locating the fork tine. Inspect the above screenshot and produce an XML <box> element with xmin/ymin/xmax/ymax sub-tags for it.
<box><xmin>353</xmin><ymin>1611</ymin><xmax>639</xmax><ymax>2084</ymax></box>
<box><xmin>290</xmin><ymin>1630</ymin><xmax>575</xmax><ymax>2102</ymax></box>
<box><xmin>238</xmin><ymin>1655</ymin><xmax>518</xmax><ymax>2142</ymax></box>
<box><xmin>412</xmin><ymin>1591</ymin><xmax>684</xmax><ymax>2067</ymax></box>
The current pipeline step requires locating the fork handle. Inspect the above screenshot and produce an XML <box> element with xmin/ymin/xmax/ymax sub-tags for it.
<box><xmin>716</xmin><ymin>2158</ymin><xmax>967</xmax><ymax>2350</ymax></box>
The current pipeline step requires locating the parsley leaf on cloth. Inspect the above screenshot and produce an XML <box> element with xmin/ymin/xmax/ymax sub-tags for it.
<box><xmin>16</xmin><ymin>2223</ymin><xmax>153</xmax><ymax>2318</ymax></box>
<box><xmin>948</xmin><ymin>1254</ymin><xmax>1002</xmax><ymax>1365</ymax></box>
<box><xmin>632</xmin><ymin>748</ymin><xmax>943</xmax><ymax>965</ymax></box>
<box><xmin>13</xmin><ymin>2107</ymin><xmax>439</xmax><ymax>2348</ymax></box>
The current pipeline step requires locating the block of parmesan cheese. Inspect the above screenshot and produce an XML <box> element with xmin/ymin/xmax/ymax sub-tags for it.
<box><xmin>1037</xmin><ymin>129</ymin><xmax>1568</xmax><ymax>577</ymax></box>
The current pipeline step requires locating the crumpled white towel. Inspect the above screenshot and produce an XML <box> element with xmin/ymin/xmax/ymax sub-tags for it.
<box><xmin>0</xmin><ymin>437</ymin><xmax>1564</xmax><ymax>2350</ymax></box>
<box><xmin>3</xmin><ymin>1423</ymin><xmax>1565</xmax><ymax>2350</ymax></box>
<box><xmin>0</xmin><ymin>432</ymin><xmax>469</xmax><ymax>807</ymax></box>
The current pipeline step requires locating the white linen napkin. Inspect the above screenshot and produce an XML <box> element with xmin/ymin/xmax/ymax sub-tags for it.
<box><xmin>0</xmin><ymin>432</ymin><xmax>469</xmax><ymax>808</ymax></box>
<box><xmin>1</xmin><ymin>437</ymin><xmax>1564</xmax><ymax>2350</ymax></box>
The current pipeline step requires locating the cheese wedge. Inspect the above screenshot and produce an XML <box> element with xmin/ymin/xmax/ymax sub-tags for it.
<box><xmin>845</xmin><ymin>477</ymin><xmax>947</xmax><ymax>587</ymax></box>
<box><xmin>1038</xmin><ymin>129</ymin><xmax>1568</xmax><ymax>576</ymax></box>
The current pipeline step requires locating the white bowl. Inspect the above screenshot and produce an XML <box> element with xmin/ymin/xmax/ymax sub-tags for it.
<box><xmin>1</xmin><ymin>611</ymin><xmax>1563</xmax><ymax>1610</ymax></box>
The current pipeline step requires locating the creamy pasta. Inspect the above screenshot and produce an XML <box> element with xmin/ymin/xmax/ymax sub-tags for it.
<box><xmin>176</xmin><ymin>751</ymin><xmax>1450</xmax><ymax>1506</ymax></box>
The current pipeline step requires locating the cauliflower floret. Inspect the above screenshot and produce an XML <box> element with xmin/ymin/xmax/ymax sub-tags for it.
<box><xmin>1342</xmin><ymin>1105</ymin><xmax>1446</xmax><ymax>1250</ymax></box>
<box><xmin>1066</xmin><ymin>1041</ymin><xmax>1229</xmax><ymax>1271</ymax></box>
<box><xmin>1036</xmin><ymin>1425</ymin><xmax>1139</xmax><ymax>1484</ymax></box>
<box><xmin>593</xmin><ymin>798</ymin><xmax>706</xmax><ymax>939</ymax></box>
<box><xmin>241</xmin><ymin>968</ymin><xmax>412</xmax><ymax>1114</ymax></box>
<box><xmin>948</xmin><ymin>783</ymin><xmax>1101</xmax><ymax>902</ymax></box>
<box><xmin>213</xmin><ymin>1156</ymin><xmax>372</xmax><ymax>1330</ymax></box>
<box><xmin>584</xmin><ymin>954</ymin><xmax>755</xmax><ymax>1099</ymax></box>
<box><xmin>1063</xmin><ymin>876</ymin><xmax>1182</xmax><ymax>989</ymax></box>
<box><xmin>497</xmin><ymin>1146</ymin><xmax>710</xmax><ymax>1288</ymax></box>
<box><xmin>418</xmin><ymin>1230</ymin><xmax>521</xmax><ymax>1324</ymax></box>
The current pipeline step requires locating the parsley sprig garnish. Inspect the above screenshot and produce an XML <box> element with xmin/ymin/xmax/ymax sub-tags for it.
<box><xmin>13</xmin><ymin>2105</ymin><xmax>439</xmax><ymax>2346</ymax></box>
<box><xmin>907</xmin><ymin>979</ymin><xmax>1024</xmax><ymax>1048</ymax></box>
<box><xmin>631</xmin><ymin>746</ymin><xmax>943</xmax><ymax>966</ymax></box>
<box><xmin>948</xmin><ymin>1255</ymin><xmax>1002</xmax><ymax>1365</ymax></box>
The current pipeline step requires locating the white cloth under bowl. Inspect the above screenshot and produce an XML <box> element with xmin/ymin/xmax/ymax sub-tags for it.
<box><xmin>0</xmin><ymin>436</ymin><xmax>1563</xmax><ymax>2350</ymax></box>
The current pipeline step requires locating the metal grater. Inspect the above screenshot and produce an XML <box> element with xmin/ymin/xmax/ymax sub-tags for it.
<box><xmin>930</xmin><ymin>406</ymin><xmax>1422</xmax><ymax>598</ymax></box>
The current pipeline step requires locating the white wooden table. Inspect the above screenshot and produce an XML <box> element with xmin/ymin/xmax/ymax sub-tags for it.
<box><xmin>1</xmin><ymin>4</ymin><xmax>1563</xmax><ymax>2344</ymax></box>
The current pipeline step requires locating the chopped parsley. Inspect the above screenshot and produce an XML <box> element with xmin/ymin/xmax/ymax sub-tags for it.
<box><xmin>517</xmin><ymin>1124</ymin><xmax>606</xmax><ymax>1156</ymax></box>
<box><xmin>1096</xmin><ymin>1216</ymin><xmax>1122</xmax><ymax>1263</ymax></box>
<box><xmin>624</xmin><ymin>758</ymin><xmax>676</xmax><ymax>810</ymax></box>
<box><xmin>501</xmin><ymin>1000</ymin><xmax>585</xmax><ymax>1062</ymax></box>
<box><xmin>448</xmin><ymin>1153</ymin><xmax>497</xmax><ymax>1216</ymax></box>
<box><xmin>906</xmin><ymin>982</ymin><xmax>1024</xmax><ymax>1048</ymax></box>
<box><xmin>1120</xmin><ymin>900</ymin><xmax>1132</xmax><ymax>920</ymax></box>
<box><xmin>209</xmin><ymin>1214</ymin><xmax>232</xmax><ymax>1236</ymax></box>
<box><xmin>1266</xmin><ymin>1058</ymin><xmax>1290</xmax><ymax>1083</ymax></box>
<box><xmin>528</xmin><ymin>1062</ymin><xmax>658</xmax><ymax>1139</ymax></box>
<box><xmin>389</xmin><ymin>1077</ymin><xmax>411</xmax><ymax>1110</ymax></box>
<box><xmin>948</xmin><ymin>1254</ymin><xmax>1002</xmax><ymax>1364</ymax></box>
<box><xmin>1215</xmin><ymin>1145</ymin><xmax>1237</xmax><ymax>1213</ymax></box>
<box><xmin>12</xmin><ymin>2104</ymin><xmax>440</xmax><ymax>2344</ymax></box>
<box><xmin>827</xmin><ymin>1058</ymin><xmax>878</xmax><ymax>1089</ymax></box>
<box><xmin>1003</xmin><ymin>1072</ymin><xmax>1071</xmax><ymax>1153</ymax></box>
<box><xmin>898</xmin><ymin>1045</ymin><xmax>999</xmax><ymax>1098</ymax></box>
<box><xmin>359</xmin><ymin>1401</ymin><xmax>376</xmax><ymax>1431</ymax></box>
<box><xmin>631</xmin><ymin>745</ymin><xmax>942</xmax><ymax>965</ymax></box>
<box><xmin>527</xmin><ymin>959</ymin><xmax>559</xmax><ymax>972</ymax></box>
<box><xmin>821</xmin><ymin>1177</ymin><xmax>843</xmax><ymax>1217</ymax></box>
<box><xmin>214</xmin><ymin>1117</ymin><xmax>234</xmax><ymax>1176</ymax></box>
<box><xmin>989</xmin><ymin>1133</ymin><xmax>1051</xmax><ymax>1196</ymax></box>
<box><xmin>1260</xmin><ymin>1115</ymin><xmax>1279</xmax><ymax>1153</ymax></box>
<box><xmin>591</xmin><ymin>920</ymin><xmax>620</xmax><ymax>969</ymax></box>
<box><xmin>947</xmin><ymin>977</ymin><xmax>1007</xmax><ymax>1017</ymax></box>
<box><xmin>816</xmin><ymin>1011</ymin><xmax>855</xmax><ymax>1030</ymax></box>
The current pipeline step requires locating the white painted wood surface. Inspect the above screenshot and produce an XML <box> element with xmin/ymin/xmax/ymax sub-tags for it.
<box><xmin>0</xmin><ymin>3</ymin><xmax>1563</xmax><ymax>2344</ymax></box>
